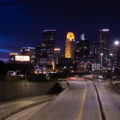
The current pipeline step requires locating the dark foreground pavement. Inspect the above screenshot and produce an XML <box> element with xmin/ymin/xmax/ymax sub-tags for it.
<box><xmin>0</xmin><ymin>95</ymin><xmax>54</xmax><ymax>120</ymax></box>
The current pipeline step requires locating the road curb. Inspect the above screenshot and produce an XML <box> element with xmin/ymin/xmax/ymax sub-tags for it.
<box><xmin>93</xmin><ymin>82</ymin><xmax>106</xmax><ymax>120</ymax></box>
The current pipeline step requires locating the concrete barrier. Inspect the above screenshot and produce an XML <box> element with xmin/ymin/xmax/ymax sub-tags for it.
<box><xmin>0</xmin><ymin>82</ymin><xmax>56</xmax><ymax>102</ymax></box>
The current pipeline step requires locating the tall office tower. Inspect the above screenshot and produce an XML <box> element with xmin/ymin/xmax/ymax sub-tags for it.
<box><xmin>35</xmin><ymin>42</ymin><xmax>49</xmax><ymax>65</ymax></box>
<box><xmin>110</xmin><ymin>44</ymin><xmax>120</xmax><ymax>69</ymax></box>
<box><xmin>99</xmin><ymin>29</ymin><xmax>110</xmax><ymax>51</ymax></box>
<box><xmin>89</xmin><ymin>44</ymin><xmax>100</xmax><ymax>62</ymax></box>
<box><xmin>99</xmin><ymin>29</ymin><xmax>110</xmax><ymax>69</ymax></box>
<box><xmin>75</xmin><ymin>33</ymin><xmax>90</xmax><ymax>62</ymax></box>
<box><xmin>54</xmin><ymin>48</ymin><xmax>61</xmax><ymax>65</ymax></box>
<box><xmin>35</xmin><ymin>29</ymin><xmax>56</xmax><ymax>66</ymax></box>
<box><xmin>65</xmin><ymin>32</ymin><xmax>75</xmax><ymax>60</ymax></box>
<box><xmin>21</xmin><ymin>47</ymin><xmax>35</xmax><ymax>63</ymax></box>
<box><xmin>43</xmin><ymin>29</ymin><xmax>56</xmax><ymax>59</ymax></box>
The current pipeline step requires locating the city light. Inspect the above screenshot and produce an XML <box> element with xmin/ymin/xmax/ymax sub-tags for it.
<box><xmin>43</xmin><ymin>29</ymin><xmax>56</xmax><ymax>32</ymax></box>
<box><xmin>114</xmin><ymin>40</ymin><xmax>120</xmax><ymax>46</ymax></box>
<box><xmin>51</xmin><ymin>60</ymin><xmax>55</xmax><ymax>71</ymax></box>
<box><xmin>54</xmin><ymin>48</ymin><xmax>60</xmax><ymax>51</ymax></box>
<box><xmin>100</xmin><ymin>29</ymin><xmax>110</xmax><ymax>32</ymax></box>
<box><xmin>15</xmin><ymin>55</ymin><xmax>30</xmax><ymax>62</ymax></box>
<box><xmin>110</xmin><ymin>53</ymin><xmax>113</xmax><ymax>56</ymax></box>
<box><xmin>67</xmin><ymin>32</ymin><xmax>75</xmax><ymax>41</ymax></box>
<box><xmin>100</xmin><ymin>53</ymin><xmax>104</xmax><ymax>56</ymax></box>
<box><xmin>9</xmin><ymin>53</ymin><xmax>18</xmax><ymax>56</ymax></box>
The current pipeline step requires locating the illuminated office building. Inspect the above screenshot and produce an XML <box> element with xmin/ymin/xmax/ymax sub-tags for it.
<box><xmin>43</xmin><ymin>29</ymin><xmax>56</xmax><ymax>59</ymax></box>
<box><xmin>35</xmin><ymin>42</ymin><xmax>49</xmax><ymax>65</ymax></box>
<box><xmin>99</xmin><ymin>29</ymin><xmax>110</xmax><ymax>69</ymax></box>
<box><xmin>9</xmin><ymin>53</ymin><xmax>30</xmax><ymax>63</ymax></box>
<box><xmin>99</xmin><ymin>29</ymin><xmax>110</xmax><ymax>50</ymax></box>
<box><xmin>54</xmin><ymin>48</ymin><xmax>61</xmax><ymax>65</ymax></box>
<box><xmin>35</xmin><ymin>29</ymin><xmax>56</xmax><ymax>65</ymax></box>
<box><xmin>75</xmin><ymin>33</ymin><xmax>90</xmax><ymax>62</ymax></box>
<box><xmin>65</xmin><ymin>32</ymin><xmax>75</xmax><ymax>60</ymax></box>
<box><xmin>21</xmin><ymin>47</ymin><xmax>35</xmax><ymax>63</ymax></box>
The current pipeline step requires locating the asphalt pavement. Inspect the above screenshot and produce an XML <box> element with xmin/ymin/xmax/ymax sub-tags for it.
<box><xmin>95</xmin><ymin>82</ymin><xmax>120</xmax><ymax>120</ymax></box>
<box><xmin>0</xmin><ymin>95</ymin><xmax>54</xmax><ymax>120</ymax></box>
<box><xmin>30</xmin><ymin>81</ymin><xmax>102</xmax><ymax>120</ymax></box>
<box><xmin>3</xmin><ymin>80</ymin><xmax>120</xmax><ymax>120</ymax></box>
<box><xmin>6</xmin><ymin>102</ymin><xmax>49</xmax><ymax>120</ymax></box>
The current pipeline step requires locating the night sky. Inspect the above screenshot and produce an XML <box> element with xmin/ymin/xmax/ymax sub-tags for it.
<box><xmin>0</xmin><ymin>0</ymin><xmax>120</xmax><ymax>61</ymax></box>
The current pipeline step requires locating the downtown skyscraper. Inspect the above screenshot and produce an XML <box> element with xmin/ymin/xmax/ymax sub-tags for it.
<box><xmin>65</xmin><ymin>32</ymin><xmax>75</xmax><ymax>60</ymax></box>
<box><xmin>75</xmin><ymin>33</ymin><xmax>90</xmax><ymax>63</ymax></box>
<box><xmin>99</xmin><ymin>29</ymin><xmax>110</xmax><ymax>69</ymax></box>
<box><xmin>35</xmin><ymin>29</ymin><xmax>56</xmax><ymax>65</ymax></box>
<box><xmin>99</xmin><ymin>29</ymin><xmax>109</xmax><ymax>51</ymax></box>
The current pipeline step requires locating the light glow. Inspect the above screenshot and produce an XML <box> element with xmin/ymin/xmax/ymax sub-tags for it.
<box><xmin>43</xmin><ymin>29</ymin><xmax>56</xmax><ymax>32</ymax></box>
<box><xmin>10</xmin><ymin>53</ymin><xmax>18</xmax><ymax>56</ymax></box>
<box><xmin>51</xmin><ymin>60</ymin><xmax>55</xmax><ymax>71</ymax></box>
<box><xmin>114</xmin><ymin>40</ymin><xmax>119</xmax><ymax>46</ymax></box>
<box><xmin>110</xmin><ymin>53</ymin><xmax>113</xmax><ymax>56</ymax></box>
<box><xmin>15</xmin><ymin>55</ymin><xmax>30</xmax><ymax>62</ymax></box>
<box><xmin>100</xmin><ymin>29</ymin><xmax>110</xmax><ymax>32</ymax></box>
<box><xmin>54</xmin><ymin>48</ymin><xmax>60</xmax><ymax>51</ymax></box>
<box><xmin>67</xmin><ymin>32</ymin><xmax>75</xmax><ymax>41</ymax></box>
<box><xmin>100</xmin><ymin>53</ymin><xmax>103</xmax><ymax>56</ymax></box>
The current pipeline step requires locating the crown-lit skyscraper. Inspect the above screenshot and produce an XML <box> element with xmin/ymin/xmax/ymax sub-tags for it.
<box><xmin>65</xmin><ymin>32</ymin><xmax>75</xmax><ymax>60</ymax></box>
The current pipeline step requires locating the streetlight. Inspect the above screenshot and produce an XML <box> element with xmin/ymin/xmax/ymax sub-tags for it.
<box><xmin>114</xmin><ymin>40</ymin><xmax>119</xmax><ymax>46</ymax></box>
<box><xmin>114</xmin><ymin>40</ymin><xmax>120</xmax><ymax>68</ymax></box>
<box><xmin>109</xmin><ymin>53</ymin><xmax>113</xmax><ymax>83</ymax></box>
<box><xmin>100</xmin><ymin>53</ymin><xmax>103</xmax><ymax>71</ymax></box>
<box><xmin>110</xmin><ymin>53</ymin><xmax>113</xmax><ymax>57</ymax></box>
<box><xmin>109</xmin><ymin>53</ymin><xmax>113</xmax><ymax>70</ymax></box>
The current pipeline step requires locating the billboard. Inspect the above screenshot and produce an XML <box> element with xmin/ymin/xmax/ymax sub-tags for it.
<box><xmin>15</xmin><ymin>55</ymin><xmax>30</xmax><ymax>62</ymax></box>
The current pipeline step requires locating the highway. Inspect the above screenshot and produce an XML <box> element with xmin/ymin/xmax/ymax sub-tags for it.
<box><xmin>30</xmin><ymin>81</ymin><xmax>102</xmax><ymax>120</ymax></box>
<box><xmin>4</xmin><ymin>80</ymin><xmax>120</xmax><ymax>120</ymax></box>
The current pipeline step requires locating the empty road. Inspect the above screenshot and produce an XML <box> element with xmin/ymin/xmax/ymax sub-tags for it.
<box><xmin>4</xmin><ymin>80</ymin><xmax>120</xmax><ymax>120</ymax></box>
<box><xmin>30</xmin><ymin>81</ymin><xmax>102</xmax><ymax>120</ymax></box>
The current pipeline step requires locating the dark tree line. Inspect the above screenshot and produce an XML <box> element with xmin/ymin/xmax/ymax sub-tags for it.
<box><xmin>0</xmin><ymin>61</ymin><xmax>34</xmax><ymax>76</ymax></box>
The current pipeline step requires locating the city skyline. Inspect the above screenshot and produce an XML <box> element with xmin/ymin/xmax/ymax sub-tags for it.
<box><xmin>0</xmin><ymin>28</ymin><xmax>118</xmax><ymax>62</ymax></box>
<box><xmin>1</xmin><ymin>0</ymin><xmax>120</xmax><ymax>61</ymax></box>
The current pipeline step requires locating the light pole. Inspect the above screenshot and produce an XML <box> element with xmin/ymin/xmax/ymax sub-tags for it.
<box><xmin>114</xmin><ymin>40</ymin><xmax>120</xmax><ymax>68</ymax></box>
<box><xmin>109</xmin><ymin>53</ymin><xmax>113</xmax><ymax>83</ymax></box>
<box><xmin>100</xmin><ymin>53</ymin><xmax>103</xmax><ymax>71</ymax></box>
<box><xmin>110</xmin><ymin>53</ymin><xmax>113</xmax><ymax>70</ymax></box>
